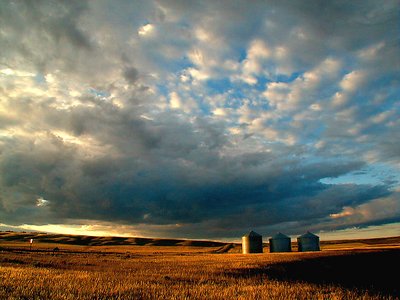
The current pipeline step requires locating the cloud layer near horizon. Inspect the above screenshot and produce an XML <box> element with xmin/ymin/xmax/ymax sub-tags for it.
<box><xmin>0</xmin><ymin>0</ymin><xmax>399</xmax><ymax>238</ymax></box>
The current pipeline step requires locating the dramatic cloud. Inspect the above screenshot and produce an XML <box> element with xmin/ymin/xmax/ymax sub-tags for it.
<box><xmin>0</xmin><ymin>0</ymin><xmax>399</xmax><ymax>239</ymax></box>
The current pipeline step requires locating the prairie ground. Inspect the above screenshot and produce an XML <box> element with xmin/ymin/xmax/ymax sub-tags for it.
<box><xmin>0</xmin><ymin>232</ymin><xmax>399</xmax><ymax>299</ymax></box>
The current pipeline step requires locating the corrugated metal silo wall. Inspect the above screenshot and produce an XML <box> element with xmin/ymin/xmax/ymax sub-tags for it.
<box><xmin>269</xmin><ymin>238</ymin><xmax>292</xmax><ymax>252</ymax></box>
<box><xmin>242</xmin><ymin>236</ymin><xmax>263</xmax><ymax>254</ymax></box>
<box><xmin>297</xmin><ymin>237</ymin><xmax>320</xmax><ymax>251</ymax></box>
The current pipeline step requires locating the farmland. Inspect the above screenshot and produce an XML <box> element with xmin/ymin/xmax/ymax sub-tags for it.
<box><xmin>0</xmin><ymin>232</ymin><xmax>399</xmax><ymax>299</ymax></box>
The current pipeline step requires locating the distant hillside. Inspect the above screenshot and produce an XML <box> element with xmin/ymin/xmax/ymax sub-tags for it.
<box><xmin>320</xmin><ymin>236</ymin><xmax>400</xmax><ymax>249</ymax></box>
<box><xmin>0</xmin><ymin>231</ymin><xmax>229</xmax><ymax>247</ymax></box>
<box><xmin>1</xmin><ymin>231</ymin><xmax>399</xmax><ymax>250</ymax></box>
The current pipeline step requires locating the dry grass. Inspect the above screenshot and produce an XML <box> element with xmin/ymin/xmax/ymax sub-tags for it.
<box><xmin>0</xmin><ymin>232</ymin><xmax>399</xmax><ymax>299</ymax></box>
<box><xmin>0</xmin><ymin>231</ymin><xmax>226</xmax><ymax>248</ymax></box>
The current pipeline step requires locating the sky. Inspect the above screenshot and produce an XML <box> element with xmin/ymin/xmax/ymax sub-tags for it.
<box><xmin>0</xmin><ymin>0</ymin><xmax>399</xmax><ymax>241</ymax></box>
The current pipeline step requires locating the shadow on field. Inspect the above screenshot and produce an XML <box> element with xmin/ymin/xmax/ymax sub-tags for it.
<box><xmin>229</xmin><ymin>249</ymin><xmax>400</xmax><ymax>297</ymax></box>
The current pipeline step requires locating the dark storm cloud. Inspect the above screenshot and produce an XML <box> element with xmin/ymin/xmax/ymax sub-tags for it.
<box><xmin>271</xmin><ymin>0</ymin><xmax>399</xmax><ymax>65</ymax></box>
<box><xmin>123</xmin><ymin>67</ymin><xmax>140</xmax><ymax>84</ymax></box>
<box><xmin>0</xmin><ymin>83</ymin><xmax>397</xmax><ymax>236</ymax></box>
<box><xmin>0</xmin><ymin>97</ymin><xmax>391</xmax><ymax>233</ymax></box>
<box><xmin>0</xmin><ymin>102</ymin><xmax>396</xmax><ymax>237</ymax></box>
<box><xmin>0</xmin><ymin>0</ymin><xmax>92</xmax><ymax>73</ymax></box>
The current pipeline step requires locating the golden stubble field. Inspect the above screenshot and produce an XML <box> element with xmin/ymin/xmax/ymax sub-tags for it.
<box><xmin>0</xmin><ymin>233</ymin><xmax>399</xmax><ymax>300</ymax></box>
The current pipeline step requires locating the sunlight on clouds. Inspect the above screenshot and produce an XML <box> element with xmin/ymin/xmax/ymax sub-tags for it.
<box><xmin>332</xmin><ymin>92</ymin><xmax>347</xmax><ymax>107</ymax></box>
<box><xmin>52</xmin><ymin>130</ymin><xmax>118</xmax><ymax>157</ymax></box>
<box><xmin>0</xmin><ymin>130</ymin><xmax>13</xmax><ymax>138</ymax></box>
<box><xmin>0</xmin><ymin>68</ymin><xmax>35</xmax><ymax>77</ymax></box>
<box><xmin>45</xmin><ymin>73</ymin><xmax>55</xmax><ymax>83</ymax></box>
<box><xmin>240</xmin><ymin>74</ymin><xmax>257</xmax><ymax>85</ymax></box>
<box><xmin>283</xmin><ymin>134</ymin><xmax>296</xmax><ymax>146</ymax></box>
<box><xmin>180</xmin><ymin>73</ymin><xmax>190</xmax><ymax>83</ymax></box>
<box><xmin>3</xmin><ymin>77</ymin><xmax>47</xmax><ymax>99</ymax></box>
<box><xmin>273</xmin><ymin>46</ymin><xmax>293</xmax><ymax>75</ymax></box>
<box><xmin>321</xmin><ymin>57</ymin><xmax>342</xmax><ymax>75</ymax></box>
<box><xmin>274</xmin><ymin>46</ymin><xmax>288</xmax><ymax>60</ymax></box>
<box><xmin>265</xmin><ymin>57</ymin><xmax>342</xmax><ymax>111</ymax></box>
<box><xmin>212</xmin><ymin>108</ymin><xmax>227</xmax><ymax>117</ymax></box>
<box><xmin>228</xmin><ymin>127</ymin><xmax>242</xmax><ymax>135</ymax></box>
<box><xmin>188</xmin><ymin>49</ymin><xmax>205</xmax><ymax>67</ymax></box>
<box><xmin>52</xmin><ymin>130</ymin><xmax>88</xmax><ymax>146</ymax></box>
<box><xmin>194</xmin><ymin>28</ymin><xmax>212</xmax><ymax>42</ymax></box>
<box><xmin>260</xmin><ymin>127</ymin><xmax>278</xmax><ymax>140</ymax></box>
<box><xmin>263</xmin><ymin>82</ymin><xmax>291</xmax><ymax>110</ymax></box>
<box><xmin>303</xmin><ymin>57</ymin><xmax>341</xmax><ymax>86</ymax></box>
<box><xmin>69</xmin><ymin>90</ymin><xmax>82</xmax><ymax>97</ymax></box>
<box><xmin>0</xmin><ymin>127</ymin><xmax>42</xmax><ymax>141</ymax></box>
<box><xmin>310</xmin><ymin>103</ymin><xmax>322</xmax><ymax>111</ymax></box>
<box><xmin>244</xmin><ymin>40</ymin><xmax>270</xmax><ymax>69</ymax></box>
<box><xmin>36</xmin><ymin>197</ymin><xmax>50</xmax><ymax>207</ymax></box>
<box><xmin>138</xmin><ymin>23</ymin><xmax>154</xmax><ymax>36</ymax></box>
<box><xmin>248</xmin><ymin>40</ymin><xmax>271</xmax><ymax>59</ymax></box>
<box><xmin>358</xmin><ymin>42</ymin><xmax>385</xmax><ymax>61</ymax></box>
<box><xmin>140</xmin><ymin>114</ymin><xmax>154</xmax><ymax>121</ymax></box>
<box><xmin>330</xmin><ymin>207</ymin><xmax>355</xmax><ymax>219</ymax></box>
<box><xmin>4</xmin><ymin>221</ymin><xmax>185</xmax><ymax>238</ymax></box>
<box><xmin>240</xmin><ymin>39</ymin><xmax>271</xmax><ymax>85</ymax></box>
<box><xmin>370</xmin><ymin>110</ymin><xmax>394</xmax><ymax>124</ymax></box>
<box><xmin>314</xmin><ymin>140</ymin><xmax>326</xmax><ymax>149</ymax></box>
<box><xmin>330</xmin><ymin>196</ymin><xmax>400</xmax><ymax>223</ymax></box>
<box><xmin>187</xmin><ymin>67</ymin><xmax>209</xmax><ymax>81</ymax></box>
<box><xmin>363</xmin><ymin>150</ymin><xmax>381</xmax><ymax>164</ymax></box>
<box><xmin>1</xmin><ymin>69</ymin><xmax>90</xmax><ymax>110</ymax></box>
<box><xmin>222</xmin><ymin>59</ymin><xmax>239</xmax><ymax>72</ymax></box>
<box><xmin>169</xmin><ymin>91</ymin><xmax>182</xmax><ymax>109</ymax></box>
<box><xmin>237</xmin><ymin>101</ymin><xmax>256</xmax><ymax>124</ymax></box>
<box><xmin>17</xmin><ymin>223</ymin><xmax>137</xmax><ymax>237</ymax></box>
<box><xmin>0</xmin><ymin>68</ymin><xmax>15</xmax><ymax>76</ymax></box>
<box><xmin>347</xmin><ymin>125</ymin><xmax>361</xmax><ymax>136</ymax></box>
<box><xmin>340</xmin><ymin>70</ymin><xmax>367</xmax><ymax>92</ymax></box>
<box><xmin>318</xmin><ymin>222</ymin><xmax>400</xmax><ymax>240</ymax></box>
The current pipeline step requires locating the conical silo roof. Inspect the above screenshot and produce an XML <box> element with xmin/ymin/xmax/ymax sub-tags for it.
<box><xmin>297</xmin><ymin>231</ymin><xmax>320</xmax><ymax>252</ymax></box>
<box><xmin>271</xmin><ymin>232</ymin><xmax>290</xmax><ymax>239</ymax></box>
<box><xmin>269</xmin><ymin>232</ymin><xmax>291</xmax><ymax>252</ymax></box>
<box><xmin>298</xmin><ymin>231</ymin><xmax>318</xmax><ymax>238</ymax></box>
<box><xmin>243</xmin><ymin>231</ymin><xmax>261</xmax><ymax>237</ymax></box>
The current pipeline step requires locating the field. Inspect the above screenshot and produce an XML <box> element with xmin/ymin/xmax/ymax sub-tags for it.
<box><xmin>0</xmin><ymin>232</ymin><xmax>399</xmax><ymax>299</ymax></box>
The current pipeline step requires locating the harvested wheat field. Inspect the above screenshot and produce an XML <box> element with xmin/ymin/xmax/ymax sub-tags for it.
<box><xmin>0</xmin><ymin>232</ymin><xmax>399</xmax><ymax>300</ymax></box>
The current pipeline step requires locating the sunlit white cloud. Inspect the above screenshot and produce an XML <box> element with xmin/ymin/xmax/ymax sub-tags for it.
<box><xmin>138</xmin><ymin>23</ymin><xmax>155</xmax><ymax>36</ymax></box>
<box><xmin>36</xmin><ymin>197</ymin><xmax>50</xmax><ymax>207</ymax></box>
<box><xmin>329</xmin><ymin>194</ymin><xmax>400</xmax><ymax>224</ymax></box>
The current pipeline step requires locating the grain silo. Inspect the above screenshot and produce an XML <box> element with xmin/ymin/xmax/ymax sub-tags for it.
<box><xmin>269</xmin><ymin>232</ymin><xmax>292</xmax><ymax>252</ymax></box>
<box><xmin>242</xmin><ymin>231</ymin><xmax>263</xmax><ymax>254</ymax></box>
<box><xmin>297</xmin><ymin>231</ymin><xmax>320</xmax><ymax>252</ymax></box>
